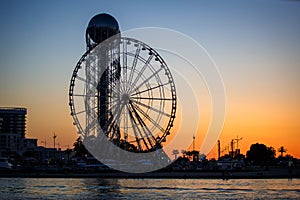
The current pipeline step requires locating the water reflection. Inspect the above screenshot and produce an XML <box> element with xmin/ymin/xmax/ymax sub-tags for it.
<box><xmin>0</xmin><ymin>178</ymin><xmax>299</xmax><ymax>199</ymax></box>
<box><xmin>1</xmin><ymin>178</ymin><xmax>122</xmax><ymax>199</ymax></box>
<box><xmin>81</xmin><ymin>178</ymin><xmax>121</xmax><ymax>199</ymax></box>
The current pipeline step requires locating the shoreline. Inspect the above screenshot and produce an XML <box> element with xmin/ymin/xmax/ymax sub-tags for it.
<box><xmin>1</xmin><ymin>168</ymin><xmax>299</xmax><ymax>179</ymax></box>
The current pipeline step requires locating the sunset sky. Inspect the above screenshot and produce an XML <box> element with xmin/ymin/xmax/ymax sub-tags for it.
<box><xmin>0</xmin><ymin>1</ymin><xmax>299</xmax><ymax>158</ymax></box>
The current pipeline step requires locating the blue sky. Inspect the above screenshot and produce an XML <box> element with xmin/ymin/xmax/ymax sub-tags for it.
<box><xmin>0</xmin><ymin>0</ymin><xmax>299</xmax><ymax>156</ymax></box>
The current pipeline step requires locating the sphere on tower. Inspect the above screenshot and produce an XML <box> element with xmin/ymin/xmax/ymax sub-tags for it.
<box><xmin>86</xmin><ymin>13</ymin><xmax>120</xmax><ymax>45</ymax></box>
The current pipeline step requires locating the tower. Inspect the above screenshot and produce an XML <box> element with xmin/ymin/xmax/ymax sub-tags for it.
<box><xmin>0</xmin><ymin>107</ymin><xmax>27</xmax><ymax>156</ymax></box>
<box><xmin>86</xmin><ymin>13</ymin><xmax>120</xmax><ymax>50</ymax></box>
<box><xmin>85</xmin><ymin>14</ymin><xmax>121</xmax><ymax>141</ymax></box>
<box><xmin>69</xmin><ymin>13</ymin><xmax>177</xmax><ymax>172</ymax></box>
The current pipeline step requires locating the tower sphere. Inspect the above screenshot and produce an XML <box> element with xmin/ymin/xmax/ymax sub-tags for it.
<box><xmin>86</xmin><ymin>13</ymin><xmax>120</xmax><ymax>44</ymax></box>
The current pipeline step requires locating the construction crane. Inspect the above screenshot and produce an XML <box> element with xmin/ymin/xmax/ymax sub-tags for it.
<box><xmin>231</xmin><ymin>136</ymin><xmax>243</xmax><ymax>157</ymax></box>
<box><xmin>221</xmin><ymin>144</ymin><xmax>230</xmax><ymax>155</ymax></box>
<box><xmin>234</xmin><ymin>136</ymin><xmax>243</xmax><ymax>149</ymax></box>
<box><xmin>219</xmin><ymin>136</ymin><xmax>243</xmax><ymax>159</ymax></box>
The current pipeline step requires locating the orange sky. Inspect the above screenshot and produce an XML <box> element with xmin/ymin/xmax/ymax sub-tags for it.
<box><xmin>19</xmin><ymin>70</ymin><xmax>299</xmax><ymax>159</ymax></box>
<box><xmin>205</xmin><ymin>77</ymin><xmax>300</xmax><ymax>159</ymax></box>
<box><xmin>2</xmin><ymin>41</ymin><xmax>298</xmax><ymax>159</ymax></box>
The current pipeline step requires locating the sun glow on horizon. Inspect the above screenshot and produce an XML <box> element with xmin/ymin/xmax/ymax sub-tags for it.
<box><xmin>0</xmin><ymin>1</ymin><xmax>299</xmax><ymax>159</ymax></box>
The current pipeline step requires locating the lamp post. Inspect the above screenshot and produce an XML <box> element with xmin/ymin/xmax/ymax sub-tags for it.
<box><xmin>53</xmin><ymin>133</ymin><xmax>57</xmax><ymax>150</ymax></box>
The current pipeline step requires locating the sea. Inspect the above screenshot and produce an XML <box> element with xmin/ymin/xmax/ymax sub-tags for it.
<box><xmin>0</xmin><ymin>178</ymin><xmax>299</xmax><ymax>199</ymax></box>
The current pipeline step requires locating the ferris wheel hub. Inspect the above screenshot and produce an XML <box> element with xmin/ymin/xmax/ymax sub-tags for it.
<box><xmin>121</xmin><ymin>93</ymin><xmax>130</xmax><ymax>104</ymax></box>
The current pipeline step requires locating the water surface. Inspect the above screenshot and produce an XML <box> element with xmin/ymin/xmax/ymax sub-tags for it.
<box><xmin>0</xmin><ymin>178</ymin><xmax>299</xmax><ymax>199</ymax></box>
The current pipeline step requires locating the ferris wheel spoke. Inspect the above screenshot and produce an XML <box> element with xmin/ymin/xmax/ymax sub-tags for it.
<box><xmin>72</xmin><ymin>94</ymin><xmax>85</xmax><ymax>97</ymax></box>
<box><xmin>109</xmin><ymin>83</ymin><xmax>122</xmax><ymax>96</ymax></box>
<box><xmin>76</xmin><ymin>75</ymin><xmax>87</xmax><ymax>83</ymax></box>
<box><xmin>122</xmin><ymin>106</ymin><xmax>128</xmax><ymax>140</ymax></box>
<box><xmin>138</xmin><ymin>127</ymin><xmax>153</xmax><ymax>150</ymax></box>
<box><xmin>129</xmin><ymin>67</ymin><xmax>163</xmax><ymax>94</ymax></box>
<box><xmin>130</xmin><ymin>101</ymin><xmax>166</xmax><ymax>134</ymax></box>
<box><xmin>101</xmin><ymin>111</ymin><xmax>118</xmax><ymax>136</ymax></box>
<box><xmin>128</xmin><ymin>54</ymin><xmax>153</xmax><ymax>93</ymax></box>
<box><xmin>110</xmin><ymin>102</ymin><xmax>126</xmax><ymax>124</ymax></box>
<box><xmin>106</xmin><ymin>101</ymin><xmax>124</xmax><ymax>123</ymax></box>
<box><xmin>72</xmin><ymin>94</ymin><xmax>98</xmax><ymax>98</ymax></box>
<box><xmin>107</xmin><ymin>88</ymin><xmax>121</xmax><ymax>97</ymax></box>
<box><xmin>126</xmin><ymin>47</ymin><xmax>141</xmax><ymax>90</ymax></box>
<box><xmin>114</xmin><ymin>103</ymin><xmax>126</xmax><ymax>124</ymax></box>
<box><xmin>130</xmin><ymin>82</ymin><xmax>169</xmax><ymax>96</ymax></box>
<box><xmin>76</xmin><ymin>75</ymin><xmax>98</xmax><ymax>88</ymax></box>
<box><xmin>131</xmin><ymin>96</ymin><xmax>173</xmax><ymax>101</ymax></box>
<box><xmin>129</xmin><ymin>101</ymin><xmax>155</xmax><ymax>148</ymax></box>
<box><xmin>107</xmin><ymin>120</ymin><xmax>120</xmax><ymax>141</ymax></box>
<box><xmin>122</xmin><ymin>41</ymin><xmax>128</xmax><ymax>88</ymax></box>
<box><xmin>128</xmin><ymin>103</ymin><xmax>151</xmax><ymax>148</ymax></box>
<box><xmin>74</xmin><ymin>109</ymin><xmax>87</xmax><ymax>115</ymax></box>
<box><xmin>84</xmin><ymin>118</ymin><xmax>99</xmax><ymax>135</ymax></box>
<box><xmin>76</xmin><ymin>75</ymin><xmax>86</xmax><ymax>83</ymax></box>
<box><xmin>130</xmin><ymin>99</ymin><xmax>170</xmax><ymax>118</ymax></box>
<box><xmin>126</xmin><ymin>105</ymin><xmax>145</xmax><ymax>151</ymax></box>
<box><xmin>88</xmin><ymin>79</ymin><xmax>99</xmax><ymax>89</ymax></box>
<box><xmin>119</xmin><ymin>78</ymin><xmax>128</xmax><ymax>94</ymax></box>
<box><xmin>107</xmin><ymin>97</ymin><xmax>120</xmax><ymax>106</ymax></box>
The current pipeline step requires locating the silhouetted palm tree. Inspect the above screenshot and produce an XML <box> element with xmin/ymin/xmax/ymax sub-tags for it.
<box><xmin>278</xmin><ymin>146</ymin><xmax>287</xmax><ymax>157</ymax></box>
<box><xmin>172</xmin><ymin>149</ymin><xmax>179</xmax><ymax>160</ymax></box>
<box><xmin>181</xmin><ymin>150</ymin><xmax>186</xmax><ymax>157</ymax></box>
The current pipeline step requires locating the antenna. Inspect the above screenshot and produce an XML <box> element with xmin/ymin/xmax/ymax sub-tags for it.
<box><xmin>193</xmin><ymin>134</ymin><xmax>195</xmax><ymax>151</ymax></box>
<box><xmin>217</xmin><ymin>140</ymin><xmax>220</xmax><ymax>160</ymax></box>
<box><xmin>53</xmin><ymin>132</ymin><xmax>57</xmax><ymax>149</ymax></box>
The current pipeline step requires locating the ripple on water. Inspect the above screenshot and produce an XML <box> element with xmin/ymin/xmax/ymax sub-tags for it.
<box><xmin>0</xmin><ymin>178</ymin><xmax>299</xmax><ymax>199</ymax></box>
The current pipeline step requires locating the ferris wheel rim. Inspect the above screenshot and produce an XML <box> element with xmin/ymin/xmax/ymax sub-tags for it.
<box><xmin>69</xmin><ymin>36</ymin><xmax>177</xmax><ymax>152</ymax></box>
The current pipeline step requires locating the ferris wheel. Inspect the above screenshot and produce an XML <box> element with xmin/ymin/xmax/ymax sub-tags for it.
<box><xmin>69</xmin><ymin>14</ymin><xmax>176</xmax><ymax>153</ymax></box>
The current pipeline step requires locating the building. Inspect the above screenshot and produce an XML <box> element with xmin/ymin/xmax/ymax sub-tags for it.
<box><xmin>0</xmin><ymin>107</ymin><xmax>27</xmax><ymax>156</ymax></box>
<box><xmin>0</xmin><ymin>107</ymin><xmax>26</xmax><ymax>137</ymax></box>
<box><xmin>0</xmin><ymin>107</ymin><xmax>71</xmax><ymax>164</ymax></box>
<box><xmin>0</xmin><ymin>107</ymin><xmax>39</xmax><ymax>157</ymax></box>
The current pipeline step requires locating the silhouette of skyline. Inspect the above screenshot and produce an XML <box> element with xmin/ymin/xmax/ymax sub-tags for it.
<box><xmin>0</xmin><ymin>1</ymin><xmax>299</xmax><ymax>158</ymax></box>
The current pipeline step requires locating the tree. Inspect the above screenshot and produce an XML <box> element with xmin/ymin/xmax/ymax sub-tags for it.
<box><xmin>278</xmin><ymin>146</ymin><xmax>287</xmax><ymax>157</ymax></box>
<box><xmin>246</xmin><ymin>143</ymin><xmax>276</xmax><ymax>166</ymax></box>
<box><xmin>172</xmin><ymin>149</ymin><xmax>179</xmax><ymax>160</ymax></box>
<box><xmin>119</xmin><ymin>139</ymin><xmax>138</xmax><ymax>152</ymax></box>
<box><xmin>185</xmin><ymin>150</ymin><xmax>199</xmax><ymax>162</ymax></box>
<box><xmin>181</xmin><ymin>150</ymin><xmax>186</xmax><ymax>157</ymax></box>
<box><xmin>73</xmin><ymin>137</ymin><xmax>88</xmax><ymax>158</ymax></box>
